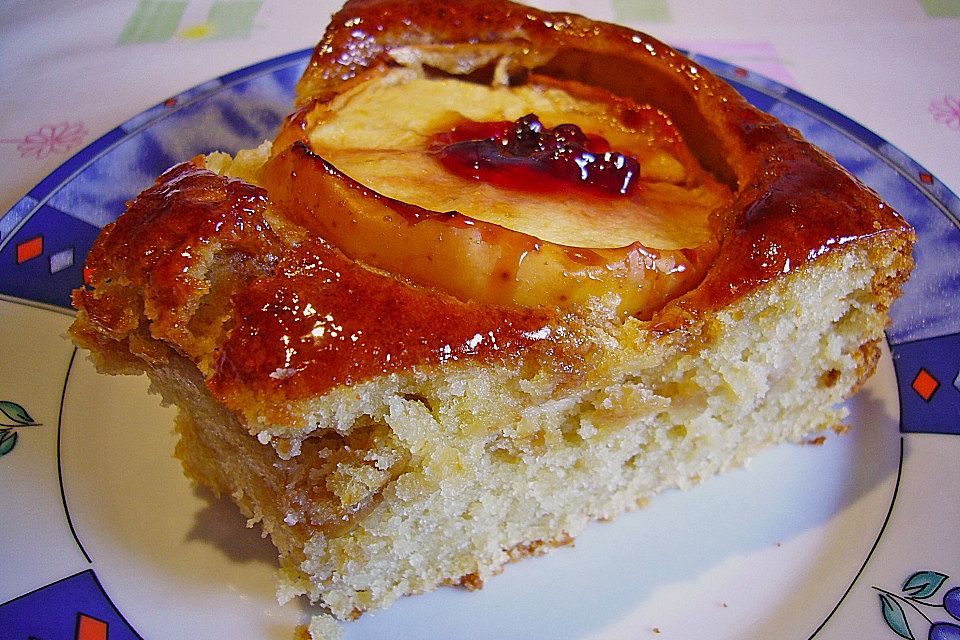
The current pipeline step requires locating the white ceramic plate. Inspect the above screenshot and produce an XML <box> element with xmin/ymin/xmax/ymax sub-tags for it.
<box><xmin>1</xmin><ymin>50</ymin><xmax>958</xmax><ymax>640</ymax></box>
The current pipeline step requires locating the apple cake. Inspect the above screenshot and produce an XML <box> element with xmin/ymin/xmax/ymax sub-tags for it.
<box><xmin>69</xmin><ymin>0</ymin><xmax>915</xmax><ymax>627</ymax></box>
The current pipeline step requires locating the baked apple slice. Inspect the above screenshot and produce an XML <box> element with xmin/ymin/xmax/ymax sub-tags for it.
<box><xmin>266</xmin><ymin>61</ymin><xmax>731</xmax><ymax>318</ymax></box>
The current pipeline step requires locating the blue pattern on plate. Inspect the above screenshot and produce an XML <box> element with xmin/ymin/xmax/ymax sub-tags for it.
<box><xmin>121</xmin><ymin>79</ymin><xmax>224</xmax><ymax>133</ymax></box>
<box><xmin>0</xmin><ymin>204</ymin><xmax>100</xmax><ymax>308</ymax></box>
<box><xmin>892</xmin><ymin>333</ymin><xmax>960</xmax><ymax>435</ymax></box>
<box><xmin>0</xmin><ymin>196</ymin><xmax>39</xmax><ymax>249</ymax></box>
<box><xmin>0</xmin><ymin>570</ymin><xmax>140</xmax><ymax>639</ymax></box>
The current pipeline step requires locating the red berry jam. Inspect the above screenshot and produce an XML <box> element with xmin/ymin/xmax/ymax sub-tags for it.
<box><xmin>430</xmin><ymin>114</ymin><xmax>640</xmax><ymax>196</ymax></box>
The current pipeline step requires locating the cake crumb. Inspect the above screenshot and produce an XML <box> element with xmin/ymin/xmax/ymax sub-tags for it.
<box><xmin>803</xmin><ymin>435</ymin><xmax>827</xmax><ymax>446</ymax></box>
<box><xmin>303</xmin><ymin>613</ymin><xmax>343</xmax><ymax>640</ymax></box>
<box><xmin>652</xmin><ymin>627</ymin><xmax>662</xmax><ymax>634</ymax></box>
<box><xmin>458</xmin><ymin>572</ymin><xmax>485</xmax><ymax>591</ymax></box>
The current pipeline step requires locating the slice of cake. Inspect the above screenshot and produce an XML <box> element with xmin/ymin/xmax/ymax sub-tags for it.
<box><xmin>69</xmin><ymin>0</ymin><xmax>915</xmax><ymax>626</ymax></box>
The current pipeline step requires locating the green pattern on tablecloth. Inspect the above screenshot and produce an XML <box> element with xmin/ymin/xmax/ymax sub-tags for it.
<box><xmin>612</xmin><ymin>0</ymin><xmax>672</xmax><ymax>22</ymax></box>
<box><xmin>918</xmin><ymin>0</ymin><xmax>960</xmax><ymax>16</ymax></box>
<box><xmin>206</xmin><ymin>1</ymin><xmax>262</xmax><ymax>39</ymax></box>
<box><xmin>118</xmin><ymin>0</ymin><xmax>187</xmax><ymax>44</ymax></box>
<box><xmin>119</xmin><ymin>0</ymin><xmax>262</xmax><ymax>43</ymax></box>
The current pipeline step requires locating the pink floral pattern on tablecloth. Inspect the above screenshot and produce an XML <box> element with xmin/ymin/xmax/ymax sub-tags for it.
<box><xmin>930</xmin><ymin>95</ymin><xmax>960</xmax><ymax>132</ymax></box>
<box><xmin>0</xmin><ymin>122</ymin><xmax>88</xmax><ymax>159</ymax></box>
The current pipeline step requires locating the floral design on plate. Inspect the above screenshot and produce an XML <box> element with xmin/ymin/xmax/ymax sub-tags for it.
<box><xmin>0</xmin><ymin>401</ymin><xmax>41</xmax><ymax>458</ymax></box>
<box><xmin>875</xmin><ymin>571</ymin><xmax>960</xmax><ymax>640</ymax></box>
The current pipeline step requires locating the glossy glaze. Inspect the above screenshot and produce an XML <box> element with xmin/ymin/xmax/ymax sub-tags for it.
<box><xmin>209</xmin><ymin>232</ymin><xmax>560</xmax><ymax>414</ymax></box>
<box><xmin>75</xmin><ymin>163</ymin><xmax>561</xmax><ymax>414</ymax></box>
<box><xmin>75</xmin><ymin>161</ymin><xmax>279</xmax><ymax>344</ymax></box>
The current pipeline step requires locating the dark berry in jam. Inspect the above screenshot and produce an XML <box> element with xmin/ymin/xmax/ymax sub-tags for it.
<box><xmin>432</xmin><ymin>114</ymin><xmax>640</xmax><ymax>196</ymax></box>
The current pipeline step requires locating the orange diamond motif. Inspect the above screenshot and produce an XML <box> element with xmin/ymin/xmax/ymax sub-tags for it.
<box><xmin>76</xmin><ymin>613</ymin><xmax>108</xmax><ymax>640</ymax></box>
<box><xmin>919</xmin><ymin>172</ymin><xmax>933</xmax><ymax>185</ymax></box>
<box><xmin>912</xmin><ymin>368</ymin><xmax>940</xmax><ymax>401</ymax></box>
<box><xmin>16</xmin><ymin>235</ymin><xmax>43</xmax><ymax>264</ymax></box>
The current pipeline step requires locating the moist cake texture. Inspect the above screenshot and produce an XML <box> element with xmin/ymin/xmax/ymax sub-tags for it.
<box><xmin>69</xmin><ymin>0</ymin><xmax>914</xmax><ymax>625</ymax></box>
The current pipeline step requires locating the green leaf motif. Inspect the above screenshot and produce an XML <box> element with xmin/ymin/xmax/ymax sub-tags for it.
<box><xmin>880</xmin><ymin>593</ymin><xmax>915</xmax><ymax>640</ymax></box>
<box><xmin>0</xmin><ymin>430</ymin><xmax>17</xmax><ymax>457</ymax></box>
<box><xmin>0</xmin><ymin>400</ymin><xmax>37</xmax><ymax>426</ymax></box>
<box><xmin>902</xmin><ymin>571</ymin><xmax>949</xmax><ymax>599</ymax></box>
